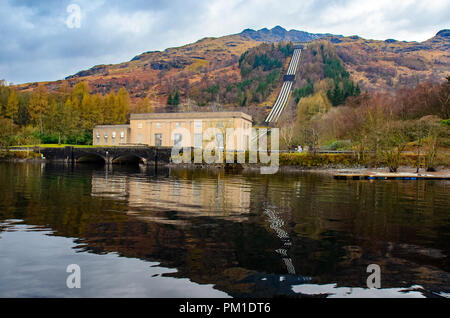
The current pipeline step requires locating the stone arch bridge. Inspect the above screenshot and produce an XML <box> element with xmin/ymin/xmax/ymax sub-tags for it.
<box><xmin>38</xmin><ymin>146</ymin><xmax>173</xmax><ymax>165</ymax></box>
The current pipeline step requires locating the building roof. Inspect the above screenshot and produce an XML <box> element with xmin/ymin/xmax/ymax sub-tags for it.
<box><xmin>94</xmin><ymin>124</ymin><xmax>130</xmax><ymax>129</ymax></box>
<box><xmin>130</xmin><ymin>112</ymin><xmax>252</xmax><ymax>122</ymax></box>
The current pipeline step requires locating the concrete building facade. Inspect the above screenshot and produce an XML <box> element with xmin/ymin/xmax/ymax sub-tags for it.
<box><xmin>93</xmin><ymin>112</ymin><xmax>253</xmax><ymax>150</ymax></box>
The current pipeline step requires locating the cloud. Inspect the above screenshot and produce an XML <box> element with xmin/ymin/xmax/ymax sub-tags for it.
<box><xmin>0</xmin><ymin>0</ymin><xmax>448</xmax><ymax>84</ymax></box>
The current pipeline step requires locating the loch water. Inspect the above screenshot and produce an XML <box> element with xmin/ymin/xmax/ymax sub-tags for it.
<box><xmin>0</xmin><ymin>163</ymin><xmax>449</xmax><ymax>298</ymax></box>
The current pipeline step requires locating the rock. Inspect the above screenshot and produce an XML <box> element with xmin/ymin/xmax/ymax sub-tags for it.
<box><xmin>436</xmin><ymin>29</ymin><xmax>450</xmax><ymax>37</ymax></box>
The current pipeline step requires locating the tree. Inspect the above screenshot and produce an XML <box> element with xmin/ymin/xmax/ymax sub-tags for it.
<box><xmin>115</xmin><ymin>87</ymin><xmax>130</xmax><ymax>124</ymax></box>
<box><xmin>167</xmin><ymin>90</ymin><xmax>181</xmax><ymax>107</ymax></box>
<box><xmin>173</xmin><ymin>90</ymin><xmax>180</xmax><ymax>106</ymax></box>
<box><xmin>297</xmin><ymin>92</ymin><xmax>331</xmax><ymax>123</ymax></box>
<box><xmin>45</xmin><ymin>99</ymin><xmax>71</xmax><ymax>145</ymax></box>
<box><xmin>420</xmin><ymin>116</ymin><xmax>444</xmax><ymax>172</ymax></box>
<box><xmin>436</xmin><ymin>80</ymin><xmax>449</xmax><ymax>119</ymax></box>
<box><xmin>103</xmin><ymin>91</ymin><xmax>116</xmax><ymax>124</ymax></box>
<box><xmin>134</xmin><ymin>95</ymin><xmax>155</xmax><ymax>114</ymax></box>
<box><xmin>167</xmin><ymin>93</ymin><xmax>173</xmax><ymax>106</ymax></box>
<box><xmin>71</xmin><ymin>82</ymin><xmax>90</xmax><ymax>105</ymax></box>
<box><xmin>5</xmin><ymin>89</ymin><xmax>19</xmax><ymax>121</ymax></box>
<box><xmin>28</xmin><ymin>85</ymin><xmax>48</xmax><ymax>134</ymax></box>
<box><xmin>279</xmin><ymin>113</ymin><xmax>298</xmax><ymax>150</ymax></box>
<box><xmin>0</xmin><ymin>117</ymin><xmax>16</xmax><ymax>150</ymax></box>
<box><xmin>379</xmin><ymin>122</ymin><xmax>409</xmax><ymax>173</ymax></box>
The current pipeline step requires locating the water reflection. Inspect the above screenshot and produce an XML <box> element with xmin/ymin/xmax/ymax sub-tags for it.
<box><xmin>0</xmin><ymin>163</ymin><xmax>449</xmax><ymax>298</ymax></box>
<box><xmin>91</xmin><ymin>168</ymin><xmax>251</xmax><ymax>222</ymax></box>
<box><xmin>0</xmin><ymin>220</ymin><xmax>229</xmax><ymax>298</ymax></box>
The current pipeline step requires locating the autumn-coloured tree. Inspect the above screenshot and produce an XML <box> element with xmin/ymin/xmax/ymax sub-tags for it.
<box><xmin>28</xmin><ymin>85</ymin><xmax>48</xmax><ymax>134</ymax></box>
<box><xmin>297</xmin><ymin>92</ymin><xmax>331</xmax><ymax>123</ymax></box>
<box><xmin>134</xmin><ymin>95</ymin><xmax>155</xmax><ymax>114</ymax></box>
<box><xmin>115</xmin><ymin>87</ymin><xmax>130</xmax><ymax>124</ymax></box>
<box><xmin>278</xmin><ymin>108</ymin><xmax>298</xmax><ymax>150</ymax></box>
<box><xmin>5</xmin><ymin>89</ymin><xmax>19</xmax><ymax>121</ymax></box>
<box><xmin>379</xmin><ymin>121</ymin><xmax>410</xmax><ymax>172</ymax></box>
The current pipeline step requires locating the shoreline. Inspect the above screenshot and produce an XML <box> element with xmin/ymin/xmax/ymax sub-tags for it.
<box><xmin>1</xmin><ymin>158</ymin><xmax>449</xmax><ymax>177</ymax></box>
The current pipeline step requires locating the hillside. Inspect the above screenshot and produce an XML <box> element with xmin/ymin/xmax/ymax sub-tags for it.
<box><xmin>13</xmin><ymin>27</ymin><xmax>331</xmax><ymax>103</ymax></box>
<box><xmin>328</xmin><ymin>29</ymin><xmax>450</xmax><ymax>92</ymax></box>
<box><xmin>14</xmin><ymin>27</ymin><xmax>450</xmax><ymax>108</ymax></box>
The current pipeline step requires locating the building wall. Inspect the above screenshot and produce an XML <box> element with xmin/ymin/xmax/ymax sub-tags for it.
<box><xmin>92</xmin><ymin>125</ymin><xmax>130</xmax><ymax>146</ymax></box>
<box><xmin>94</xmin><ymin>113</ymin><xmax>253</xmax><ymax>150</ymax></box>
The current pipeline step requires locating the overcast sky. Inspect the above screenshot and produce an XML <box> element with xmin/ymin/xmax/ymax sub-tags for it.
<box><xmin>1</xmin><ymin>0</ymin><xmax>449</xmax><ymax>84</ymax></box>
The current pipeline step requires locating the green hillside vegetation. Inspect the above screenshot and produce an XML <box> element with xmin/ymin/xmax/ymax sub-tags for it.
<box><xmin>197</xmin><ymin>42</ymin><xmax>294</xmax><ymax>106</ymax></box>
<box><xmin>292</xmin><ymin>41</ymin><xmax>360</xmax><ymax>106</ymax></box>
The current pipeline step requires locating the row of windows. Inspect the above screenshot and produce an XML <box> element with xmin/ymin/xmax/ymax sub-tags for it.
<box><xmin>96</xmin><ymin>131</ymin><xmax>126</xmax><ymax>139</ymax></box>
<box><xmin>145</xmin><ymin>133</ymin><xmax>193</xmax><ymax>147</ymax></box>
<box><xmin>96</xmin><ymin>131</ymin><xmax>126</xmax><ymax>145</ymax></box>
<box><xmin>134</xmin><ymin>121</ymin><xmax>252</xmax><ymax>130</ymax></box>
<box><xmin>150</xmin><ymin>133</ymin><xmax>247</xmax><ymax>148</ymax></box>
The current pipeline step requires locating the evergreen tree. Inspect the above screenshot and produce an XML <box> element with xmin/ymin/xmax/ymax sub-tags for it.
<box><xmin>173</xmin><ymin>90</ymin><xmax>181</xmax><ymax>106</ymax></box>
<box><xmin>167</xmin><ymin>93</ymin><xmax>173</xmax><ymax>106</ymax></box>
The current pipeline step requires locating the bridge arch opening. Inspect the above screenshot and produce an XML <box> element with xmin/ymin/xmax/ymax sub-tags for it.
<box><xmin>76</xmin><ymin>154</ymin><xmax>106</xmax><ymax>164</ymax></box>
<box><xmin>112</xmin><ymin>154</ymin><xmax>145</xmax><ymax>165</ymax></box>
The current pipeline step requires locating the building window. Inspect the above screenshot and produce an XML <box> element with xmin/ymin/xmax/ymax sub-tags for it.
<box><xmin>176</xmin><ymin>122</ymin><xmax>182</xmax><ymax>128</ymax></box>
<box><xmin>104</xmin><ymin>133</ymin><xmax>108</xmax><ymax>143</ymax></box>
<box><xmin>218</xmin><ymin>121</ymin><xmax>224</xmax><ymax>128</ymax></box>
<box><xmin>216</xmin><ymin>133</ymin><xmax>224</xmax><ymax>149</ymax></box>
<box><xmin>156</xmin><ymin>123</ymin><xmax>162</xmax><ymax>129</ymax></box>
<box><xmin>173</xmin><ymin>133</ymin><xmax>182</xmax><ymax>147</ymax></box>
<box><xmin>137</xmin><ymin>134</ymin><xmax>143</xmax><ymax>144</ymax></box>
<box><xmin>194</xmin><ymin>121</ymin><xmax>202</xmax><ymax>129</ymax></box>
<box><xmin>112</xmin><ymin>132</ymin><xmax>116</xmax><ymax>139</ymax></box>
<box><xmin>194</xmin><ymin>133</ymin><xmax>202</xmax><ymax>148</ymax></box>
<box><xmin>155</xmin><ymin>134</ymin><xmax>162</xmax><ymax>146</ymax></box>
<box><xmin>120</xmin><ymin>131</ymin><xmax>125</xmax><ymax>141</ymax></box>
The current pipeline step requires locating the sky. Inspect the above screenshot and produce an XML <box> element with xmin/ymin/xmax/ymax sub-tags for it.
<box><xmin>1</xmin><ymin>0</ymin><xmax>449</xmax><ymax>84</ymax></box>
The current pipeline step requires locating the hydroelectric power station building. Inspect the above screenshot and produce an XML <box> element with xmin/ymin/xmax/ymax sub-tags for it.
<box><xmin>93</xmin><ymin>112</ymin><xmax>253</xmax><ymax>150</ymax></box>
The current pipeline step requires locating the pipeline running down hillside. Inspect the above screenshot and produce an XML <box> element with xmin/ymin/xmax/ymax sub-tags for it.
<box><xmin>265</xmin><ymin>48</ymin><xmax>302</xmax><ymax>123</ymax></box>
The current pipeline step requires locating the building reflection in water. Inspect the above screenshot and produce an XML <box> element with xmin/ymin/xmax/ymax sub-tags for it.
<box><xmin>91</xmin><ymin>168</ymin><xmax>252</xmax><ymax>222</ymax></box>
<box><xmin>90</xmin><ymin>167</ymin><xmax>300</xmax><ymax>277</ymax></box>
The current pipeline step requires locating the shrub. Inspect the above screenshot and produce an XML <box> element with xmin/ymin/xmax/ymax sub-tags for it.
<box><xmin>0</xmin><ymin>151</ymin><xmax>41</xmax><ymax>160</ymax></box>
<box><xmin>279</xmin><ymin>153</ymin><xmax>360</xmax><ymax>167</ymax></box>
